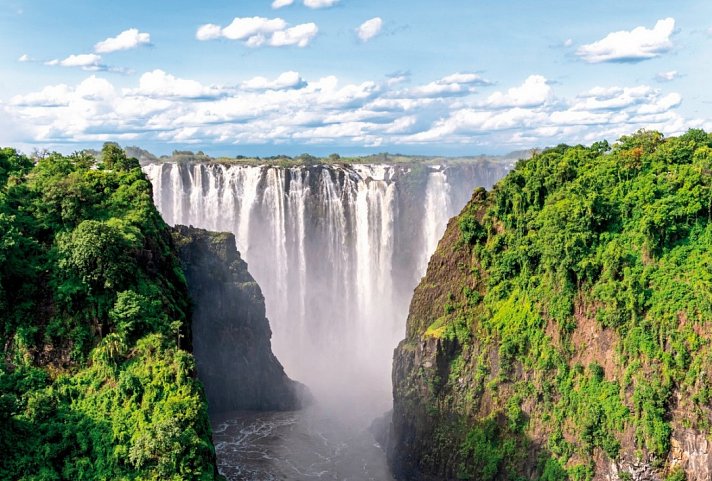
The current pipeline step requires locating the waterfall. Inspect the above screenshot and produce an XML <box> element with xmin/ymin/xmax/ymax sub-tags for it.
<box><xmin>419</xmin><ymin>168</ymin><xmax>453</xmax><ymax>275</ymax></box>
<box><xmin>143</xmin><ymin>161</ymin><xmax>506</xmax><ymax>416</ymax></box>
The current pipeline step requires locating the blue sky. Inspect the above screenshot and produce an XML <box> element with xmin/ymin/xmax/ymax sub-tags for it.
<box><xmin>0</xmin><ymin>0</ymin><xmax>710</xmax><ymax>156</ymax></box>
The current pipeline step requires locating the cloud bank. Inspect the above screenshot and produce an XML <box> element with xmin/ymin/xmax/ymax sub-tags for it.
<box><xmin>3</xmin><ymin>69</ymin><xmax>706</xmax><ymax>150</ymax></box>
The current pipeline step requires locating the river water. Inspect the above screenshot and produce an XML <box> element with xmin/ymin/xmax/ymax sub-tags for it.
<box><xmin>211</xmin><ymin>407</ymin><xmax>394</xmax><ymax>481</ymax></box>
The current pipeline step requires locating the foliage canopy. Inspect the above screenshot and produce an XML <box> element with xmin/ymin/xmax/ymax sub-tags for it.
<box><xmin>0</xmin><ymin>145</ymin><xmax>220</xmax><ymax>480</ymax></box>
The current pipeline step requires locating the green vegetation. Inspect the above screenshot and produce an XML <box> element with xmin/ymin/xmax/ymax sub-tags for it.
<box><xmin>0</xmin><ymin>144</ymin><xmax>220</xmax><ymax>480</ymax></box>
<box><xmin>133</xmin><ymin>147</ymin><xmax>518</xmax><ymax>168</ymax></box>
<box><xmin>422</xmin><ymin>129</ymin><xmax>712</xmax><ymax>480</ymax></box>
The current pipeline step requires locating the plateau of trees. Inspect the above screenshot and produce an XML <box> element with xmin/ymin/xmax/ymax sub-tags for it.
<box><xmin>0</xmin><ymin>143</ymin><xmax>221</xmax><ymax>480</ymax></box>
<box><xmin>432</xmin><ymin>129</ymin><xmax>710</xmax><ymax>480</ymax></box>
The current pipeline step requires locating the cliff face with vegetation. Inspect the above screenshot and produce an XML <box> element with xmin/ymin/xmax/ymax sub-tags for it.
<box><xmin>172</xmin><ymin>225</ymin><xmax>304</xmax><ymax>413</ymax></box>
<box><xmin>389</xmin><ymin>130</ymin><xmax>712</xmax><ymax>481</ymax></box>
<box><xmin>0</xmin><ymin>145</ymin><xmax>221</xmax><ymax>480</ymax></box>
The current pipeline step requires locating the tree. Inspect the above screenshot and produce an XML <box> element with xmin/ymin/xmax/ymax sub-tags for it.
<box><xmin>110</xmin><ymin>290</ymin><xmax>163</xmax><ymax>341</ymax></box>
<box><xmin>0</xmin><ymin>148</ymin><xmax>33</xmax><ymax>185</ymax></box>
<box><xmin>57</xmin><ymin>220</ymin><xmax>134</xmax><ymax>292</ymax></box>
<box><xmin>102</xmin><ymin>142</ymin><xmax>140</xmax><ymax>171</ymax></box>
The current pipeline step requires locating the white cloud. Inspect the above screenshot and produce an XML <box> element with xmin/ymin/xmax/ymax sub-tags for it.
<box><xmin>2</xmin><ymin>70</ymin><xmax>703</xmax><ymax>149</ymax></box>
<box><xmin>357</xmin><ymin>17</ymin><xmax>383</xmax><ymax>42</ymax></box>
<box><xmin>242</xmin><ymin>71</ymin><xmax>306</xmax><ymax>90</ymax></box>
<box><xmin>196</xmin><ymin>24</ymin><xmax>223</xmax><ymax>41</ymax></box>
<box><xmin>577</xmin><ymin>18</ymin><xmax>675</xmax><ymax>63</ymax></box>
<box><xmin>75</xmin><ymin>76</ymin><xmax>116</xmax><ymax>100</ymax></box>
<box><xmin>405</xmin><ymin>72</ymin><xmax>492</xmax><ymax>98</ymax></box>
<box><xmin>486</xmin><ymin>75</ymin><xmax>552</xmax><ymax>108</ymax></box>
<box><xmin>303</xmin><ymin>0</ymin><xmax>338</xmax><ymax>8</ymax></box>
<box><xmin>45</xmin><ymin>53</ymin><xmax>103</xmax><ymax>70</ymax></box>
<box><xmin>18</xmin><ymin>54</ymin><xmax>31</xmax><ymax>62</ymax></box>
<box><xmin>270</xmin><ymin>23</ymin><xmax>318</xmax><ymax>47</ymax></box>
<box><xmin>656</xmin><ymin>70</ymin><xmax>680</xmax><ymax>82</ymax></box>
<box><xmin>222</xmin><ymin>17</ymin><xmax>286</xmax><ymax>40</ymax></box>
<box><xmin>440</xmin><ymin>73</ymin><xmax>492</xmax><ymax>86</ymax></box>
<box><xmin>196</xmin><ymin>17</ymin><xmax>317</xmax><ymax>47</ymax></box>
<box><xmin>127</xmin><ymin>70</ymin><xmax>225</xmax><ymax>99</ymax></box>
<box><xmin>573</xmin><ymin>85</ymin><xmax>658</xmax><ymax>111</ymax></box>
<box><xmin>95</xmin><ymin>28</ymin><xmax>151</xmax><ymax>53</ymax></box>
<box><xmin>272</xmin><ymin>0</ymin><xmax>334</xmax><ymax>8</ymax></box>
<box><xmin>563</xmin><ymin>38</ymin><xmax>574</xmax><ymax>47</ymax></box>
<box><xmin>10</xmin><ymin>84</ymin><xmax>73</xmax><ymax>107</ymax></box>
<box><xmin>385</xmin><ymin>71</ymin><xmax>410</xmax><ymax>87</ymax></box>
<box><xmin>636</xmin><ymin>92</ymin><xmax>681</xmax><ymax>114</ymax></box>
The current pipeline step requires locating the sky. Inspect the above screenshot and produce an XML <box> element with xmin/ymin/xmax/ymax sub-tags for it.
<box><xmin>0</xmin><ymin>0</ymin><xmax>711</xmax><ymax>156</ymax></box>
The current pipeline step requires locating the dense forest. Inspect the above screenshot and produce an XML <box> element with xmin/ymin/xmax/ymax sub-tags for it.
<box><xmin>0</xmin><ymin>145</ymin><xmax>221</xmax><ymax>480</ymax></box>
<box><xmin>391</xmin><ymin>129</ymin><xmax>712</xmax><ymax>481</ymax></box>
<box><xmin>2</xmin><ymin>128</ymin><xmax>711</xmax><ymax>481</ymax></box>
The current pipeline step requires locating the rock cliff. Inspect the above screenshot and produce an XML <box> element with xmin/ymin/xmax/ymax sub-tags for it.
<box><xmin>389</xmin><ymin>130</ymin><xmax>712</xmax><ymax>481</ymax></box>
<box><xmin>172</xmin><ymin>225</ymin><xmax>305</xmax><ymax>413</ymax></box>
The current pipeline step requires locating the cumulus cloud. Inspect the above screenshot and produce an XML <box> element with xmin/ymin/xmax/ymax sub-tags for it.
<box><xmin>404</xmin><ymin>72</ymin><xmax>493</xmax><ymax>98</ymax></box>
<box><xmin>222</xmin><ymin>17</ymin><xmax>287</xmax><ymax>40</ymax></box>
<box><xmin>43</xmin><ymin>53</ymin><xmax>131</xmax><ymax>74</ymax></box>
<box><xmin>18</xmin><ymin>54</ymin><xmax>32</xmax><ymax>62</ymax></box>
<box><xmin>304</xmin><ymin>0</ymin><xmax>338</xmax><ymax>8</ymax></box>
<box><xmin>272</xmin><ymin>0</ymin><xmax>294</xmax><ymax>8</ymax></box>
<box><xmin>2</xmin><ymin>70</ymin><xmax>706</xmax><ymax>149</ymax></box>
<box><xmin>195</xmin><ymin>24</ymin><xmax>223</xmax><ymax>41</ymax></box>
<box><xmin>45</xmin><ymin>53</ymin><xmax>103</xmax><ymax>70</ymax></box>
<box><xmin>95</xmin><ymin>28</ymin><xmax>151</xmax><ymax>53</ymax></box>
<box><xmin>656</xmin><ymin>70</ymin><xmax>680</xmax><ymax>82</ymax></box>
<box><xmin>486</xmin><ymin>75</ymin><xmax>552</xmax><ymax>108</ymax></box>
<box><xmin>270</xmin><ymin>23</ymin><xmax>319</xmax><ymax>47</ymax></box>
<box><xmin>242</xmin><ymin>71</ymin><xmax>306</xmax><ymax>90</ymax></box>
<box><xmin>571</xmin><ymin>85</ymin><xmax>682</xmax><ymax>115</ymax></box>
<box><xmin>357</xmin><ymin>17</ymin><xmax>383</xmax><ymax>42</ymax></box>
<box><xmin>126</xmin><ymin>70</ymin><xmax>225</xmax><ymax>99</ymax></box>
<box><xmin>196</xmin><ymin>17</ymin><xmax>317</xmax><ymax>47</ymax></box>
<box><xmin>577</xmin><ymin>18</ymin><xmax>675</xmax><ymax>63</ymax></box>
<box><xmin>10</xmin><ymin>84</ymin><xmax>73</xmax><ymax>107</ymax></box>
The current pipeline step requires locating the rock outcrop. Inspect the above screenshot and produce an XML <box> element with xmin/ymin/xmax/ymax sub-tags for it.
<box><xmin>388</xmin><ymin>131</ymin><xmax>712</xmax><ymax>481</ymax></box>
<box><xmin>173</xmin><ymin>225</ymin><xmax>306</xmax><ymax>413</ymax></box>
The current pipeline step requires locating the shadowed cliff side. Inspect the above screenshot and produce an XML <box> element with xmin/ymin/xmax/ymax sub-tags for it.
<box><xmin>172</xmin><ymin>225</ymin><xmax>306</xmax><ymax>413</ymax></box>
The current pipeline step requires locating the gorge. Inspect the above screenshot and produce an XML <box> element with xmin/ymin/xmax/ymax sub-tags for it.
<box><xmin>2</xmin><ymin>130</ymin><xmax>709</xmax><ymax>481</ymax></box>
<box><xmin>143</xmin><ymin>158</ymin><xmax>511</xmax><ymax>479</ymax></box>
<box><xmin>143</xmin><ymin>160</ymin><xmax>510</xmax><ymax>416</ymax></box>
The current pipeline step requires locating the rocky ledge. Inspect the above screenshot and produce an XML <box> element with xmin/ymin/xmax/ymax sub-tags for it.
<box><xmin>172</xmin><ymin>225</ymin><xmax>307</xmax><ymax>413</ymax></box>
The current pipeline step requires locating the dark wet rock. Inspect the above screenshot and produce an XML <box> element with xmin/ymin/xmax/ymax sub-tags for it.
<box><xmin>173</xmin><ymin>225</ymin><xmax>308</xmax><ymax>413</ymax></box>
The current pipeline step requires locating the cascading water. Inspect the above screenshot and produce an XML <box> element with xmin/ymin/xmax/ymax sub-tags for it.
<box><xmin>419</xmin><ymin>168</ymin><xmax>453</xmax><ymax>275</ymax></box>
<box><xmin>144</xmin><ymin>160</ymin><xmax>509</xmax><ymax>480</ymax></box>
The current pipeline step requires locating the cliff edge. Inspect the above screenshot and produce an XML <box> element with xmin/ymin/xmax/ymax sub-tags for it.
<box><xmin>172</xmin><ymin>225</ymin><xmax>306</xmax><ymax>413</ymax></box>
<box><xmin>389</xmin><ymin>130</ymin><xmax>712</xmax><ymax>481</ymax></box>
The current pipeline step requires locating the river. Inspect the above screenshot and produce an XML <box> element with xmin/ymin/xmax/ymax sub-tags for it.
<box><xmin>212</xmin><ymin>406</ymin><xmax>394</xmax><ymax>481</ymax></box>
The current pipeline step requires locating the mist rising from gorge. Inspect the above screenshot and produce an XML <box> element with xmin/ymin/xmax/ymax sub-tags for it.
<box><xmin>144</xmin><ymin>160</ymin><xmax>508</xmax><ymax>425</ymax></box>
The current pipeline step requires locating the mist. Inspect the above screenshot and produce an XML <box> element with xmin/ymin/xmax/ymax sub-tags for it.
<box><xmin>144</xmin><ymin>160</ymin><xmax>507</xmax><ymax>477</ymax></box>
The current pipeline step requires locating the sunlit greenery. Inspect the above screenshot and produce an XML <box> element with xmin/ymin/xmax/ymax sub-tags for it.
<box><xmin>426</xmin><ymin>129</ymin><xmax>711</xmax><ymax>480</ymax></box>
<box><xmin>0</xmin><ymin>144</ymin><xmax>220</xmax><ymax>480</ymax></box>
